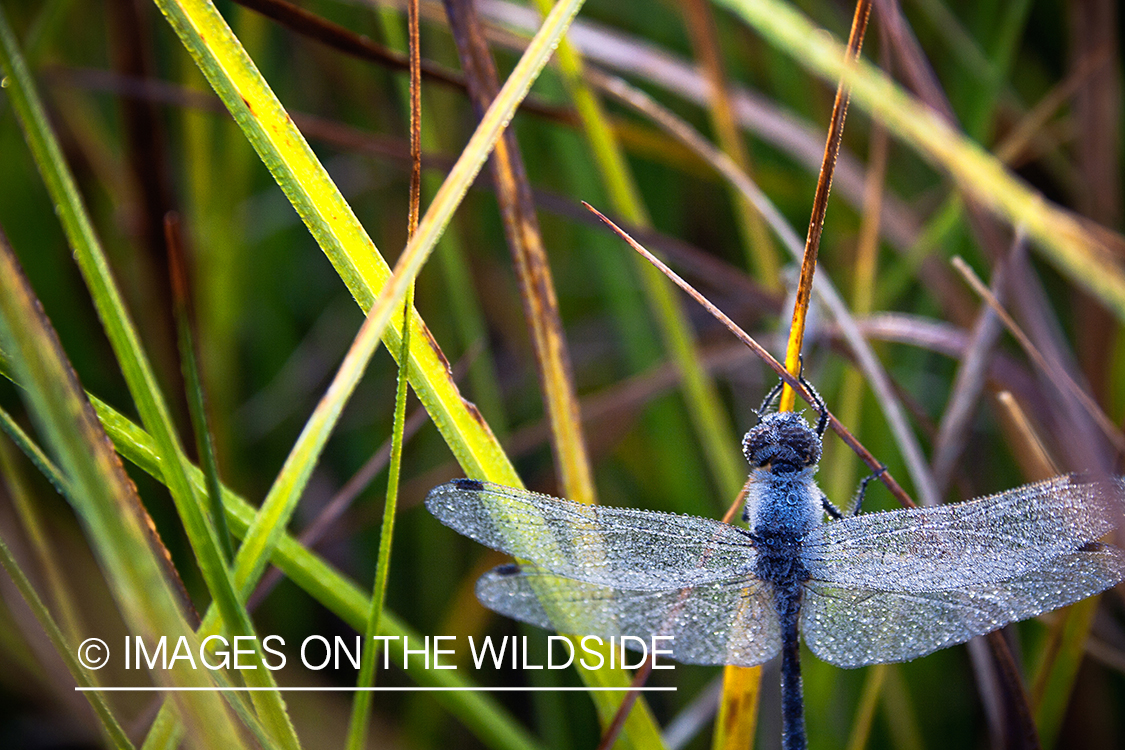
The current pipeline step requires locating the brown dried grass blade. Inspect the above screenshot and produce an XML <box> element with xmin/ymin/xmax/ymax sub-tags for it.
<box><xmin>442</xmin><ymin>0</ymin><xmax>596</xmax><ymax>506</ymax></box>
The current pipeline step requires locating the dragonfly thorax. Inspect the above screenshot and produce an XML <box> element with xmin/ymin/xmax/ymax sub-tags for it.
<box><xmin>742</xmin><ymin>467</ymin><xmax>824</xmax><ymax>538</ymax></box>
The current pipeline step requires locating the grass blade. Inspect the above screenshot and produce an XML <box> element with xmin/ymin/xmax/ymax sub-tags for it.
<box><xmin>711</xmin><ymin>664</ymin><xmax>762</xmax><ymax>750</ymax></box>
<box><xmin>346</xmin><ymin>283</ymin><xmax>415</xmax><ymax>750</ymax></box>
<box><xmin>444</xmin><ymin>0</ymin><xmax>596</xmax><ymax>507</ymax></box>
<box><xmin>348</xmin><ymin>3</ymin><xmax>421</xmax><ymax>744</ymax></box>
<box><xmin>844</xmin><ymin>664</ymin><xmax>886</xmax><ymax>750</ymax></box>
<box><xmin>165</xmin><ymin>212</ymin><xmax>235</xmax><ymax>562</ymax></box>
<box><xmin>0</xmin><ymin>531</ymin><xmax>135</xmax><ymax>749</ymax></box>
<box><xmin>0</xmin><ymin>230</ymin><xmax>243</xmax><ymax>748</ymax></box>
<box><xmin>0</xmin><ymin>9</ymin><xmax>301</xmax><ymax>744</ymax></box>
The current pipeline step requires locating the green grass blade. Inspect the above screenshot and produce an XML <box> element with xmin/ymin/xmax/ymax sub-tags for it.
<box><xmin>167</xmin><ymin>215</ymin><xmax>235</xmax><ymax>563</ymax></box>
<box><xmin>0</xmin><ymin>426</ymin><xmax>84</xmax><ymax>644</ymax></box>
<box><xmin>347</xmin><ymin>285</ymin><xmax>414</xmax><ymax>750</ymax></box>
<box><xmin>845</xmin><ymin>664</ymin><xmax>887</xmax><ymax>750</ymax></box>
<box><xmin>713</xmin><ymin>0</ymin><xmax>1125</xmax><ymax>321</ymax></box>
<box><xmin>0</xmin><ymin>10</ymin><xmax>300</xmax><ymax>744</ymax></box>
<box><xmin>0</xmin><ymin>233</ymin><xmax>244</xmax><ymax>748</ymax></box>
<box><xmin>1031</xmin><ymin>596</ymin><xmax>1101</xmax><ymax>748</ymax></box>
<box><xmin>0</xmin><ymin>405</ymin><xmax>71</xmax><ymax>499</ymax></box>
<box><xmin>0</xmin><ymin>531</ymin><xmax>135</xmax><ymax>749</ymax></box>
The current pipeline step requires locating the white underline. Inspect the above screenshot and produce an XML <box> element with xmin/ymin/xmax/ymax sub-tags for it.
<box><xmin>76</xmin><ymin>686</ymin><xmax>676</xmax><ymax>692</ymax></box>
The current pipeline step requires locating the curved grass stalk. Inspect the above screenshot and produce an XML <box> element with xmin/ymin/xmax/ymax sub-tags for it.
<box><xmin>714</xmin><ymin>0</ymin><xmax>1125</xmax><ymax>322</ymax></box>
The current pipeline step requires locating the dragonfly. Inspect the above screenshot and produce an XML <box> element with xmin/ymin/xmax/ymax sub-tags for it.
<box><xmin>425</xmin><ymin>379</ymin><xmax>1125</xmax><ymax>750</ymax></box>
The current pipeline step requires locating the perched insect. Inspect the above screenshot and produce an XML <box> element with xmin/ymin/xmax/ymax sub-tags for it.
<box><xmin>426</xmin><ymin>377</ymin><xmax>1125</xmax><ymax>750</ymax></box>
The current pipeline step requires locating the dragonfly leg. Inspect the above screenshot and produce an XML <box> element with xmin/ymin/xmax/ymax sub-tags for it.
<box><xmin>758</xmin><ymin>356</ymin><xmax>828</xmax><ymax>436</ymax></box>
<box><xmin>796</xmin><ymin>365</ymin><xmax>829</xmax><ymax>438</ymax></box>
<box><xmin>820</xmin><ymin>493</ymin><xmax>844</xmax><ymax>520</ymax></box>
<box><xmin>851</xmin><ymin>466</ymin><xmax>887</xmax><ymax>516</ymax></box>
<box><xmin>756</xmin><ymin>380</ymin><xmax>784</xmax><ymax>418</ymax></box>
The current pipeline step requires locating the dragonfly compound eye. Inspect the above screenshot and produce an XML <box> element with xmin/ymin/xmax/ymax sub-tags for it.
<box><xmin>743</xmin><ymin>413</ymin><xmax>822</xmax><ymax>471</ymax></box>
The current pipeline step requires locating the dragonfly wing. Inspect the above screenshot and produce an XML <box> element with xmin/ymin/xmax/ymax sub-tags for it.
<box><xmin>801</xmin><ymin>544</ymin><xmax>1125</xmax><ymax>668</ymax></box>
<box><xmin>476</xmin><ymin>564</ymin><xmax>782</xmax><ymax>667</ymax></box>
<box><xmin>803</xmin><ymin>475</ymin><xmax>1124</xmax><ymax>591</ymax></box>
<box><xmin>427</xmin><ymin>479</ymin><xmax>757</xmax><ymax>590</ymax></box>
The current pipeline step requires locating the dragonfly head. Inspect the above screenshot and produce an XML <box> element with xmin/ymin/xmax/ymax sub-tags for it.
<box><xmin>743</xmin><ymin>412</ymin><xmax>822</xmax><ymax>473</ymax></box>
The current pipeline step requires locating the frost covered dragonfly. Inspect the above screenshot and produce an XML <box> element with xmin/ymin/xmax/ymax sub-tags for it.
<box><xmin>426</xmin><ymin>380</ymin><xmax>1125</xmax><ymax>750</ymax></box>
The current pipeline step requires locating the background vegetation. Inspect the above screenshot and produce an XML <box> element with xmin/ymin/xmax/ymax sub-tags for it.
<box><xmin>0</xmin><ymin>0</ymin><xmax>1122</xmax><ymax>748</ymax></box>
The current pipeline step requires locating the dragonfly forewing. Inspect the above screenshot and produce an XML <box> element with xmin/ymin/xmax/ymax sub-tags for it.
<box><xmin>476</xmin><ymin>564</ymin><xmax>783</xmax><ymax>667</ymax></box>
<box><xmin>801</xmin><ymin>544</ymin><xmax>1125</xmax><ymax>668</ymax></box>
<box><xmin>427</xmin><ymin>479</ymin><xmax>759</xmax><ymax>590</ymax></box>
<box><xmin>801</xmin><ymin>475</ymin><xmax>1124</xmax><ymax>592</ymax></box>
